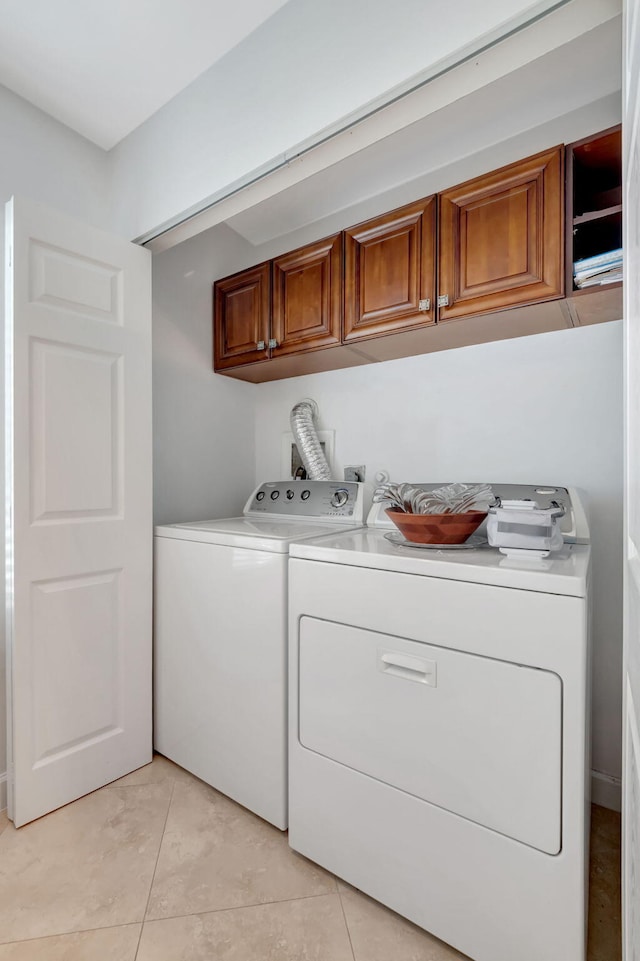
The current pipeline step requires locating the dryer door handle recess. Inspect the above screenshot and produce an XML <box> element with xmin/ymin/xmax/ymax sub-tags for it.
<box><xmin>379</xmin><ymin>650</ymin><xmax>437</xmax><ymax>687</ymax></box>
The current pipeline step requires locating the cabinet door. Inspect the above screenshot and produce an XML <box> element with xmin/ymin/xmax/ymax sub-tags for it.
<box><xmin>438</xmin><ymin>147</ymin><xmax>564</xmax><ymax>322</ymax></box>
<box><xmin>271</xmin><ymin>234</ymin><xmax>342</xmax><ymax>356</ymax></box>
<box><xmin>344</xmin><ymin>197</ymin><xmax>436</xmax><ymax>341</ymax></box>
<box><xmin>213</xmin><ymin>262</ymin><xmax>270</xmax><ymax>370</ymax></box>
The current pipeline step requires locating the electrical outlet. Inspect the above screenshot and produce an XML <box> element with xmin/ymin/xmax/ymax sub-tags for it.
<box><xmin>344</xmin><ymin>465</ymin><xmax>366</xmax><ymax>483</ymax></box>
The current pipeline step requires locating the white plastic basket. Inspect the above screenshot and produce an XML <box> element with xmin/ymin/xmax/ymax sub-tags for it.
<box><xmin>487</xmin><ymin>499</ymin><xmax>565</xmax><ymax>557</ymax></box>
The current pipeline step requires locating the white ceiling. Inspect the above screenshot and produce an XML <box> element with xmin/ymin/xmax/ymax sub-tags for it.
<box><xmin>0</xmin><ymin>0</ymin><xmax>290</xmax><ymax>150</ymax></box>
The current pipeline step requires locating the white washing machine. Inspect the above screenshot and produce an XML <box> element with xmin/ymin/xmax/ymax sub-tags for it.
<box><xmin>288</xmin><ymin>484</ymin><xmax>591</xmax><ymax>961</ymax></box>
<box><xmin>154</xmin><ymin>480</ymin><xmax>363</xmax><ymax>829</ymax></box>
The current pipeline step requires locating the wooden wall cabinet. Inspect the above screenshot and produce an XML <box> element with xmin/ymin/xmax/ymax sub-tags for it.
<box><xmin>438</xmin><ymin>146</ymin><xmax>564</xmax><ymax>322</ymax></box>
<box><xmin>272</xmin><ymin>234</ymin><xmax>342</xmax><ymax>356</ymax></box>
<box><xmin>213</xmin><ymin>262</ymin><xmax>270</xmax><ymax>370</ymax></box>
<box><xmin>213</xmin><ymin>134</ymin><xmax>619</xmax><ymax>382</ymax></box>
<box><xmin>343</xmin><ymin>197</ymin><xmax>436</xmax><ymax>341</ymax></box>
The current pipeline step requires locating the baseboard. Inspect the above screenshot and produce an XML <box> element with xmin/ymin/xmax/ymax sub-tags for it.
<box><xmin>591</xmin><ymin>769</ymin><xmax>622</xmax><ymax>812</ymax></box>
<box><xmin>0</xmin><ymin>771</ymin><xmax>6</xmax><ymax>813</ymax></box>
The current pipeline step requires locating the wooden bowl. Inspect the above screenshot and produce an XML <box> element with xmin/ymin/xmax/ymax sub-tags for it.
<box><xmin>385</xmin><ymin>508</ymin><xmax>487</xmax><ymax>544</ymax></box>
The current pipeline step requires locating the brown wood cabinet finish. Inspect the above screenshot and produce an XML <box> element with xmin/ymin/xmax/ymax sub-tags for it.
<box><xmin>343</xmin><ymin>196</ymin><xmax>436</xmax><ymax>341</ymax></box>
<box><xmin>438</xmin><ymin>147</ymin><xmax>564</xmax><ymax>322</ymax></box>
<box><xmin>272</xmin><ymin>234</ymin><xmax>342</xmax><ymax>356</ymax></box>
<box><xmin>213</xmin><ymin>262</ymin><xmax>270</xmax><ymax>370</ymax></box>
<box><xmin>212</xmin><ymin>136</ymin><xmax>619</xmax><ymax>383</ymax></box>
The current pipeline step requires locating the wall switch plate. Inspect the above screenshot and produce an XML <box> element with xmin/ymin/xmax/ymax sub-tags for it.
<box><xmin>344</xmin><ymin>465</ymin><xmax>366</xmax><ymax>482</ymax></box>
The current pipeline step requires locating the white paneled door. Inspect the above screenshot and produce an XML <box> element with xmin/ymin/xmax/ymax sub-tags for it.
<box><xmin>5</xmin><ymin>197</ymin><xmax>152</xmax><ymax>827</ymax></box>
<box><xmin>624</xmin><ymin>0</ymin><xmax>640</xmax><ymax>957</ymax></box>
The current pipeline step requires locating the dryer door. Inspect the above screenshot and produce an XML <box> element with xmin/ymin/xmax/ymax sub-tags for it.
<box><xmin>298</xmin><ymin>617</ymin><xmax>562</xmax><ymax>854</ymax></box>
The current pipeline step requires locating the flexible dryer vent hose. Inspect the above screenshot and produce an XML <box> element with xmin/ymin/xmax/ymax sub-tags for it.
<box><xmin>289</xmin><ymin>399</ymin><xmax>332</xmax><ymax>481</ymax></box>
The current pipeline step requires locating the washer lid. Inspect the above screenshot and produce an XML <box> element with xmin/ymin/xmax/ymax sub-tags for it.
<box><xmin>289</xmin><ymin>528</ymin><xmax>590</xmax><ymax>596</ymax></box>
<box><xmin>154</xmin><ymin>516</ymin><xmax>360</xmax><ymax>553</ymax></box>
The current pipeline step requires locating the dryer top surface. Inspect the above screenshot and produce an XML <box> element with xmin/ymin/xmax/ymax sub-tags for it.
<box><xmin>289</xmin><ymin>528</ymin><xmax>590</xmax><ymax>596</ymax></box>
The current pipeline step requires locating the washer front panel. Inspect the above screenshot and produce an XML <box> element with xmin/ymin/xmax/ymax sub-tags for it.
<box><xmin>155</xmin><ymin>537</ymin><xmax>288</xmax><ymax>827</ymax></box>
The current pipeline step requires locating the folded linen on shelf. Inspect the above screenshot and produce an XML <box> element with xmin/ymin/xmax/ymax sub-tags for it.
<box><xmin>573</xmin><ymin>247</ymin><xmax>622</xmax><ymax>287</ymax></box>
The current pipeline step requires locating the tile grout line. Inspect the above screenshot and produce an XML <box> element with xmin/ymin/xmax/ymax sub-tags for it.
<box><xmin>336</xmin><ymin>883</ymin><xmax>358</xmax><ymax>961</ymax></box>
<box><xmin>143</xmin><ymin>889</ymin><xmax>342</xmax><ymax>926</ymax></box>
<box><xmin>133</xmin><ymin>776</ymin><xmax>177</xmax><ymax>961</ymax></box>
<box><xmin>0</xmin><ymin>921</ymin><xmax>142</xmax><ymax>949</ymax></box>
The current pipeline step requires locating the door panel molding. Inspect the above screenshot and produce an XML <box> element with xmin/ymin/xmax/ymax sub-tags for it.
<box><xmin>5</xmin><ymin>196</ymin><xmax>152</xmax><ymax>826</ymax></box>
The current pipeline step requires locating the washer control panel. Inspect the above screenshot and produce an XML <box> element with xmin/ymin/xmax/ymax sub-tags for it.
<box><xmin>245</xmin><ymin>481</ymin><xmax>364</xmax><ymax>523</ymax></box>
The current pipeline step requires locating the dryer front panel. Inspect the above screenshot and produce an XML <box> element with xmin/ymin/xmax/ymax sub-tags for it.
<box><xmin>298</xmin><ymin>616</ymin><xmax>562</xmax><ymax>854</ymax></box>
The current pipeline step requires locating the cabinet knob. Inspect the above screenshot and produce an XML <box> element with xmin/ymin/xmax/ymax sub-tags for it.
<box><xmin>268</xmin><ymin>338</ymin><xmax>278</xmax><ymax>349</ymax></box>
<box><xmin>418</xmin><ymin>298</ymin><xmax>431</xmax><ymax>312</ymax></box>
<box><xmin>257</xmin><ymin>340</ymin><xmax>266</xmax><ymax>350</ymax></box>
<box><xmin>437</xmin><ymin>294</ymin><xmax>450</xmax><ymax>308</ymax></box>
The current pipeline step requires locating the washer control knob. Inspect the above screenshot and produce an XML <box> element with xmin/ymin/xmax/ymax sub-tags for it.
<box><xmin>301</xmin><ymin>489</ymin><xmax>311</xmax><ymax>501</ymax></box>
<box><xmin>270</xmin><ymin>490</ymin><xmax>280</xmax><ymax>500</ymax></box>
<box><xmin>256</xmin><ymin>491</ymin><xmax>265</xmax><ymax>501</ymax></box>
<box><xmin>286</xmin><ymin>489</ymin><xmax>295</xmax><ymax>500</ymax></box>
<box><xmin>330</xmin><ymin>488</ymin><xmax>349</xmax><ymax>508</ymax></box>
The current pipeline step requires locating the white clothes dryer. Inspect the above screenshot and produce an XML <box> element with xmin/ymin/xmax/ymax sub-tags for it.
<box><xmin>154</xmin><ymin>480</ymin><xmax>363</xmax><ymax>830</ymax></box>
<box><xmin>288</xmin><ymin>484</ymin><xmax>591</xmax><ymax>961</ymax></box>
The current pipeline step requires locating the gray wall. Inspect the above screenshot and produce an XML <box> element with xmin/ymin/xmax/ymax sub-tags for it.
<box><xmin>152</xmin><ymin>225</ymin><xmax>256</xmax><ymax>525</ymax></box>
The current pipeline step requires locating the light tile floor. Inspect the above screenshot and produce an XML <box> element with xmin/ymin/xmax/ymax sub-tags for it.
<box><xmin>0</xmin><ymin>756</ymin><xmax>621</xmax><ymax>960</ymax></box>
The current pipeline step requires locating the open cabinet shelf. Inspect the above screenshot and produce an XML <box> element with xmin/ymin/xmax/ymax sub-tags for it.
<box><xmin>566</xmin><ymin>125</ymin><xmax>622</xmax><ymax>300</ymax></box>
<box><xmin>573</xmin><ymin>202</ymin><xmax>622</xmax><ymax>226</ymax></box>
